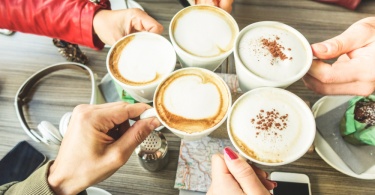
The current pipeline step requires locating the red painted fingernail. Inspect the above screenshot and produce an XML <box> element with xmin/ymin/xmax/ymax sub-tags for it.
<box><xmin>224</xmin><ymin>147</ymin><xmax>238</xmax><ymax>160</ymax></box>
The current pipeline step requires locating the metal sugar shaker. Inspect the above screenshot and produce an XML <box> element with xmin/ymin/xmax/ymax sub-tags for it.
<box><xmin>135</xmin><ymin>131</ymin><xmax>169</xmax><ymax>172</ymax></box>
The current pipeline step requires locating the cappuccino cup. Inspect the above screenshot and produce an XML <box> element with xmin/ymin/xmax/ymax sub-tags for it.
<box><xmin>234</xmin><ymin>21</ymin><xmax>313</xmax><ymax>91</ymax></box>
<box><xmin>227</xmin><ymin>87</ymin><xmax>316</xmax><ymax>166</ymax></box>
<box><xmin>141</xmin><ymin>67</ymin><xmax>232</xmax><ymax>140</ymax></box>
<box><xmin>169</xmin><ymin>5</ymin><xmax>239</xmax><ymax>71</ymax></box>
<box><xmin>106</xmin><ymin>32</ymin><xmax>176</xmax><ymax>103</ymax></box>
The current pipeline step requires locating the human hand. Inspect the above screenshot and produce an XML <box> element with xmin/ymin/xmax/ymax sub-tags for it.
<box><xmin>196</xmin><ymin>0</ymin><xmax>234</xmax><ymax>13</ymax></box>
<box><xmin>207</xmin><ymin>147</ymin><xmax>276</xmax><ymax>195</ymax></box>
<box><xmin>93</xmin><ymin>8</ymin><xmax>164</xmax><ymax>46</ymax></box>
<box><xmin>47</xmin><ymin>102</ymin><xmax>161</xmax><ymax>195</ymax></box>
<box><xmin>303</xmin><ymin>17</ymin><xmax>375</xmax><ymax>96</ymax></box>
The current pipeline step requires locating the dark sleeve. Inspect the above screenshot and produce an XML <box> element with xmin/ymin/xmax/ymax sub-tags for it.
<box><xmin>0</xmin><ymin>161</ymin><xmax>55</xmax><ymax>195</ymax></box>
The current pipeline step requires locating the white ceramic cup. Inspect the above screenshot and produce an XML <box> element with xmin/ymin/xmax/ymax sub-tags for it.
<box><xmin>106</xmin><ymin>32</ymin><xmax>176</xmax><ymax>103</ymax></box>
<box><xmin>169</xmin><ymin>5</ymin><xmax>239</xmax><ymax>71</ymax></box>
<box><xmin>141</xmin><ymin>67</ymin><xmax>232</xmax><ymax>141</ymax></box>
<box><xmin>234</xmin><ymin>21</ymin><xmax>313</xmax><ymax>92</ymax></box>
<box><xmin>227</xmin><ymin>87</ymin><xmax>316</xmax><ymax>166</ymax></box>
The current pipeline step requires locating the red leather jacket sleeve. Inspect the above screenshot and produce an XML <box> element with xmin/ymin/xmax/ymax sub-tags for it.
<box><xmin>0</xmin><ymin>0</ymin><xmax>110</xmax><ymax>50</ymax></box>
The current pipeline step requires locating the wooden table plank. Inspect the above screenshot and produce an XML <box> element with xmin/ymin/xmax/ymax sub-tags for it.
<box><xmin>1</xmin><ymin>0</ymin><xmax>374</xmax><ymax>194</ymax></box>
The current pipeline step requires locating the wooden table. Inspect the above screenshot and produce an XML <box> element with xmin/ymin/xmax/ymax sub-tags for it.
<box><xmin>1</xmin><ymin>0</ymin><xmax>375</xmax><ymax>194</ymax></box>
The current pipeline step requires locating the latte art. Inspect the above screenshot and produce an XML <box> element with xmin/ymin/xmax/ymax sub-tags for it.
<box><xmin>171</xmin><ymin>6</ymin><xmax>236</xmax><ymax>57</ymax></box>
<box><xmin>109</xmin><ymin>34</ymin><xmax>176</xmax><ymax>86</ymax></box>
<box><xmin>155</xmin><ymin>68</ymin><xmax>230</xmax><ymax>133</ymax></box>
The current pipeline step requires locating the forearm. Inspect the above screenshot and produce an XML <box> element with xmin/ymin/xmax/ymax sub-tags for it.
<box><xmin>0</xmin><ymin>0</ymin><xmax>110</xmax><ymax>50</ymax></box>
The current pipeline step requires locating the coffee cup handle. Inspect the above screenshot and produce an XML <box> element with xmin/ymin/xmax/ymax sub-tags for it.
<box><xmin>140</xmin><ymin>108</ymin><xmax>164</xmax><ymax>131</ymax></box>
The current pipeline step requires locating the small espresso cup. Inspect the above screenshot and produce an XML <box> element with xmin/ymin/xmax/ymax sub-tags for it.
<box><xmin>227</xmin><ymin>87</ymin><xmax>316</xmax><ymax>166</ymax></box>
<box><xmin>141</xmin><ymin>67</ymin><xmax>232</xmax><ymax>141</ymax></box>
<box><xmin>234</xmin><ymin>21</ymin><xmax>313</xmax><ymax>92</ymax></box>
<box><xmin>169</xmin><ymin>5</ymin><xmax>239</xmax><ymax>71</ymax></box>
<box><xmin>106</xmin><ymin>32</ymin><xmax>176</xmax><ymax>103</ymax></box>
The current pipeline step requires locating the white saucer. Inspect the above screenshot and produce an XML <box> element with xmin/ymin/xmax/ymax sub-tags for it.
<box><xmin>312</xmin><ymin>96</ymin><xmax>375</xmax><ymax>179</ymax></box>
<box><xmin>86</xmin><ymin>187</ymin><xmax>111</xmax><ymax>195</ymax></box>
<box><xmin>105</xmin><ymin>0</ymin><xmax>145</xmax><ymax>48</ymax></box>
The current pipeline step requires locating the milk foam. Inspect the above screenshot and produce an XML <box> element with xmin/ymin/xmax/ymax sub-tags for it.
<box><xmin>229</xmin><ymin>89</ymin><xmax>304</xmax><ymax>162</ymax></box>
<box><xmin>155</xmin><ymin>68</ymin><xmax>230</xmax><ymax>133</ymax></box>
<box><xmin>117</xmin><ymin>35</ymin><xmax>175</xmax><ymax>85</ymax></box>
<box><xmin>238</xmin><ymin>26</ymin><xmax>308</xmax><ymax>81</ymax></box>
<box><xmin>173</xmin><ymin>8</ymin><xmax>235</xmax><ymax>57</ymax></box>
<box><xmin>163</xmin><ymin>75</ymin><xmax>221</xmax><ymax>119</ymax></box>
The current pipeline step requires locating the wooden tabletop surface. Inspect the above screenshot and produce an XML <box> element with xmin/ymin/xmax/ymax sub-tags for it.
<box><xmin>1</xmin><ymin>0</ymin><xmax>375</xmax><ymax>194</ymax></box>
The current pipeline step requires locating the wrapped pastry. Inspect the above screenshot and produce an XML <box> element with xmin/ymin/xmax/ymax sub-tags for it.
<box><xmin>340</xmin><ymin>95</ymin><xmax>375</xmax><ymax>146</ymax></box>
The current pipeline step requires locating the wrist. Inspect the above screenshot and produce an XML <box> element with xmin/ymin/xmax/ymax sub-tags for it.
<box><xmin>47</xmin><ymin>162</ymin><xmax>82</xmax><ymax>195</ymax></box>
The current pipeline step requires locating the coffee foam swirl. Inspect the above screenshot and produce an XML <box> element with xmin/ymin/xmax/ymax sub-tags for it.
<box><xmin>238</xmin><ymin>26</ymin><xmax>308</xmax><ymax>81</ymax></box>
<box><xmin>171</xmin><ymin>6</ymin><xmax>236</xmax><ymax>57</ymax></box>
<box><xmin>155</xmin><ymin>69</ymin><xmax>230</xmax><ymax>133</ymax></box>
<box><xmin>109</xmin><ymin>34</ymin><xmax>174</xmax><ymax>86</ymax></box>
<box><xmin>229</xmin><ymin>89</ymin><xmax>304</xmax><ymax>163</ymax></box>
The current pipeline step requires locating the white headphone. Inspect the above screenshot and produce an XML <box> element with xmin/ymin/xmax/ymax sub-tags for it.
<box><xmin>14</xmin><ymin>62</ymin><xmax>100</xmax><ymax>145</ymax></box>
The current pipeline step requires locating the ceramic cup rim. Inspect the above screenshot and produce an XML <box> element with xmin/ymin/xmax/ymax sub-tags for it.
<box><xmin>169</xmin><ymin>5</ymin><xmax>239</xmax><ymax>62</ymax></box>
<box><xmin>153</xmin><ymin>67</ymin><xmax>232</xmax><ymax>139</ymax></box>
<box><xmin>227</xmin><ymin>87</ymin><xmax>316</xmax><ymax>166</ymax></box>
<box><xmin>106</xmin><ymin>31</ymin><xmax>177</xmax><ymax>90</ymax></box>
<box><xmin>233</xmin><ymin>21</ymin><xmax>313</xmax><ymax>86</ymax></box>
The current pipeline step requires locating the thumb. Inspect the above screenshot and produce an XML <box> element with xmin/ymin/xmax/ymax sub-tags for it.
<box><xmin>223</xmin><ymin>147</ymin><xmax>270</xmax><ymax>195</ymax></box>
<box><xmin>312</xmin><ymin>17</ymin><xmax>375</xmax><ymax>60</ymax></box>
<box><xmin>113</xmin><ymin>117</ymin><xmax>160</xmax><ymax>158</ymax></box>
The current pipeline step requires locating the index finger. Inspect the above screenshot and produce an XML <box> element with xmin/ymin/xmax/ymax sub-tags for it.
<box><xmin>219</xmin><ymin>0</ymin><xmax>233</xmax><ymax>13</ymax></box>
<box><xmin>307</xmin><ymin>58</ymin><xmax>364</xmax><ymax>84</ymax></box>
<box><xmin>93</xmin><ymin>103</ymin><xmax>152</xmax><ymax>133</ymax></box>
<box><xmin>138</xmin><ymin>12</ymin><xmax>164</xmax><ymax>34</ymax></box>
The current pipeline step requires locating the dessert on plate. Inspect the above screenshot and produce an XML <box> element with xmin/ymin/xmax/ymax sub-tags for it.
<box><xmin>340</xmin><ymin>95</ymin><xmax>375</xmax><ymax>146</ymax></box>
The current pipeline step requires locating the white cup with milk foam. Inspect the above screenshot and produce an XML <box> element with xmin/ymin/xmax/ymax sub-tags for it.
<box><xmin>141</xmin><ymin>67</ymin><xmax>232</xmax><ymax>141</ymax></box>
<box><xmin>169</xmin><ymin>5</ymin><xmax>239</xmax><ymax>71</ymax></box>
<box><xmin>106</xmin><ymin>32</ymin><xmax>176</xmax><ymax>103</ymax></box>
<box><xmin>234</xmin><ymin>21</ymin><xmax>313</xmax><ymax>92</ymax></box>
<box><xmin>227</xmin><ymin>87</ymin><xmax>316</xmax><ymax>166</ymax></box>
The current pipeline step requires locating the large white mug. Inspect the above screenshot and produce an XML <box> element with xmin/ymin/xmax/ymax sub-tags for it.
<box><xmin>234</xmin><ymin>21</ymin><xmax>313</xmax><ymax>91</ymax></box>
<box><xmin>169</xmin><ymin>5</ymin><xmax>239</xmax><ymax>71</ymax></box>
<box><xmin>227</xmin><ymin>87</ymin><xmax>316</xmax><ymax>166</ymax></box>
<box><xmin>106</xmin><ymin>32</ymin><xmax>176</xmax><ymax>103</ymax></box>
<box><xmin>141</xmin><ymin>67</ymin><xmax>232</xmax><ymax>141</ymax></box>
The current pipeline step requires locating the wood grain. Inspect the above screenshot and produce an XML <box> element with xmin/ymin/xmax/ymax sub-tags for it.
<box><xmin>1</xmin><ymin>0</ymin><xmax>374</xmax><ymax>194</ymax></box>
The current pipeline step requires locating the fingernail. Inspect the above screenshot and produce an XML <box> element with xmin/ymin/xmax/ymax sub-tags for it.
<box><xmin>149</xmin><ymin>118</ymin><xmax>160</xmax><ymax>130</ymax></box>
<box><xmin>313</xmin><ymin>43</ymin><xmax>328</xmax><ymax>53</ymax></box>
<box><xmin>224</xmin><ymin>147</ymin><xmax>238</xmax><ymax>160</ymax></box>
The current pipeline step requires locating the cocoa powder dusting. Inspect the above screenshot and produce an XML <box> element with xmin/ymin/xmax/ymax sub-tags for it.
<box><xmin>261</xmin><ymin>36</ymin><xmax>291</xmax><ymax>64</ymax></box>
<box><xmin>250</xmin><ymin>108</ymin><xmax>289</xmax><ymax>138</ymax></box>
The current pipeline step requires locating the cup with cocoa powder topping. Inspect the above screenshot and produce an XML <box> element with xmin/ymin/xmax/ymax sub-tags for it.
<box><xmin>234</xmin><ymin>21</ymin><xmax>313</xmax><ymax>92</ymax></box>
<box><xmin>227</xmin><ymin>87</ymin><xmax>316</xmax><ymax>166</ymax></box>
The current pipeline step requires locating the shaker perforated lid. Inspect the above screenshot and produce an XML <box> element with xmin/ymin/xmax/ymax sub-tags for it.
<box><xmin>135</xmin><ymin>131</ymin><xmax>169</xmax><ymax>171</ymax></box>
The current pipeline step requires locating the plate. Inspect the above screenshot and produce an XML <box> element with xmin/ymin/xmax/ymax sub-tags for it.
<box><xmin>86</xmin><ymin>187</ymin><xmax>111</xmax><ymax>195</ymax></box>
<box><xmin>312</xmin><ymin>96</ymin><xmax>375</xmax><ymax>179</ymax></box>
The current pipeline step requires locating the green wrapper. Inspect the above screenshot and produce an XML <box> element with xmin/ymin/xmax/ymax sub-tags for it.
<box><xmin>340</xmin><ymin>95</ymin><xmax>375</xmax><ymax>146</ymax></box>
